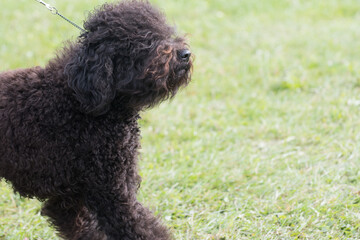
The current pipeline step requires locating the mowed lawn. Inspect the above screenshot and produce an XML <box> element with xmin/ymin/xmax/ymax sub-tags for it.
<box><xmin>1</xmin><ymin>0</ymin><xmax>360</xmax><ymax>239</ymax></box>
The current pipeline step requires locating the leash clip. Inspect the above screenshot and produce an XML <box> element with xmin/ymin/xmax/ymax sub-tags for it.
<box><xmin>35</xmin><ymin>0</ymin><xmax>58</xmax><ymax>14</ymax></box>
<box><xmin>34</xmin><ymin>0</ymin><xmax>85</xmax><ymax>32</ymax></box>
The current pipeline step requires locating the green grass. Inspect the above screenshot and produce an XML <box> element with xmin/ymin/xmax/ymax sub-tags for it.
<box><xmin>1</xmin><ymin>0</ymin><xmax>360</xmax><ymax>239</ymax></box>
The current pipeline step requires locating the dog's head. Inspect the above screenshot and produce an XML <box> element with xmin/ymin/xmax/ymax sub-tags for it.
<box><xmin>64</xmin><ymin>0</ymin><xmax>192</xmax><ymax>116</ymax></box>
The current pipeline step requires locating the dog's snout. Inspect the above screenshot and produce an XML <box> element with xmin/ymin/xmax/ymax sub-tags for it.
<box><xmin>178</xmin><ymin>49</ymin><xmax>191</xmax><ymax>62</ymax></box>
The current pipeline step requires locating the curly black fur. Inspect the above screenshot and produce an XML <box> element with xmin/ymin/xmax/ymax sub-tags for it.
<box><xmin>0</xmin><ymin>1</ymin><xmax>192</xmax><ymax>239</ymax></box>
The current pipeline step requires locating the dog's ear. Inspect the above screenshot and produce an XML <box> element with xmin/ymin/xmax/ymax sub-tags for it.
<box><xmin>65</xmin><ymin>42</ymin><xmax>116</xmax><ymax>116</ymax></box>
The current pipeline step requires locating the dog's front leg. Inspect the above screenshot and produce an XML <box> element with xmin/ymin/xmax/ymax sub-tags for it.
<box><xmin>84</xmin><ymin>183</ymin><xmax>171</xmax><ymax>240</ymax></box>
<box><xmin>42</xmin><ymin>196</ymin><xmax>107</xmax><ymax>240</ymax></box>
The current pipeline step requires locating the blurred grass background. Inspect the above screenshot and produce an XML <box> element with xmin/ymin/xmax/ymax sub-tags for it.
<box><xmin>1</xmin><ymin>0</ymin><xmax>360</xmax><ymax>239</ymax></box>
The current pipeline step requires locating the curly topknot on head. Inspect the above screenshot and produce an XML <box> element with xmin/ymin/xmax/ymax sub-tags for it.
<box><xmin>64</xmin><ymin>0</ymin><xmax>192</xmax><ymax>116</ymax></box>
<box><xmin>85</xmin><ymin>1</ymin><xmax>174</xmax><ymax>39</ymax></box>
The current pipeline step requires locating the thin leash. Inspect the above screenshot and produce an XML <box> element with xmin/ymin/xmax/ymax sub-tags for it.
<box><xmin>34</xmin><ymin>0</ymin><xmax>86</xmax><ymax>33</ymax></box>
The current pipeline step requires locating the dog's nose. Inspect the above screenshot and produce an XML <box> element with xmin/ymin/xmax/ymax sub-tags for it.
<box><xmin>178</xmin><ymin>49</ymin><xmax>191</xmax><ymax>62</ymax></box>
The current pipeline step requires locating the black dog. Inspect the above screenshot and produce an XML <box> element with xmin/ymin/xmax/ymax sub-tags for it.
<box><xmin>0</xmin><ymin>1</ymin><xmax>192</xmax><ymax>239</ymax></box>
